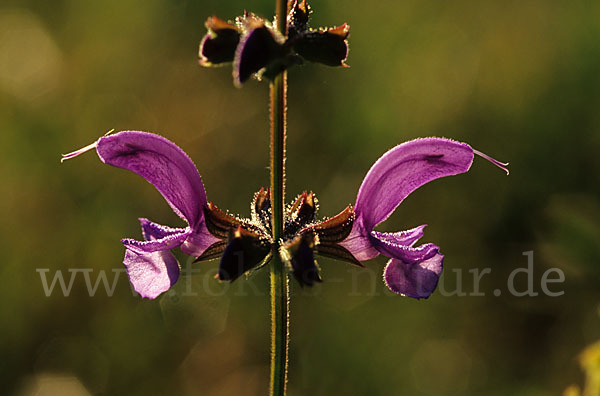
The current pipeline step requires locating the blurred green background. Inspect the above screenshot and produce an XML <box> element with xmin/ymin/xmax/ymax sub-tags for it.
<box><xmin>1</xmin><ymin>0</ymin><xmax>599</xmax><ymax>395</ymax></box>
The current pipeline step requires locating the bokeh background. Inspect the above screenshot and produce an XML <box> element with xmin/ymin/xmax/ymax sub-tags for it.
<box><xmin>1</xmin><ymin>0</ymin><xmax>599</xmax><ymax>395</ymax></box>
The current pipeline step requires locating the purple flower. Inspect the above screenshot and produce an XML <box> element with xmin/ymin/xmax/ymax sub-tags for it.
<box><xmin>62</xmin><ymin>131</ymin><xmax>221</xmax><ymax>298</ymax></box>
<box><xmin>334</xmin><ymin>138</ymin><xmax>509</xmax><ymax>298</ymax></box>
<box><xmin>63</xmin><ymin>132</ymin><xmax>507</xmax><ymax>300</ymax></box>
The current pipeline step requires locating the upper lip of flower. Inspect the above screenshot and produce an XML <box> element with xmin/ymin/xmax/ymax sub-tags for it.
<box><xmin>62</xmin><ymin>132</ymin><xmax>507</xmax><ymax>299</ymax></box>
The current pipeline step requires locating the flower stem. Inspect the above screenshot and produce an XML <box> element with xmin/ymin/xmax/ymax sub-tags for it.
<box><xmin>269</xmin><ymin>1</ymin><xmax>289</xmax><ymax>395</ymax></box>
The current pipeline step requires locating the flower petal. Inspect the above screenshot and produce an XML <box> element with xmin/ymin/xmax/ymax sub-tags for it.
<box><xmin>371</xmin><ymin>228</ymin><xmax>440</xmax><ymax>263</ymax></box>
<box><xmin>121</xmin><ymin>224</ymin><xmax>190</xmax><ymax>299</ymax></box>
<box><xmin>355</xmin><ymin>138</ymin><xmax>474</xmax><ymax>231</ymax></box>
<box><xmin>383</xmin><ymin>252</ymin><xmax>444</xmax><ymax>299</ymax></box>
<box><xmin>371</xmin><ymin>224</ymin><xmax>427</xmax><ymax>248</ymax></box>
<box><xmin>122</xmin><ymin>229</ymin><xmax>190</xmax><ymax>254</ymax></box>
<box><xmin>371</xmin><ymin>230</ymin><xmax>443</xmax><ymax>298</ymax></box>
<box><xmin>180</xmin><ymin>221</ymin><xmax>222</xmax><ymax>258</ymax></box>
<box><xmin>123</xmin><ymin>247</ymin><xmax>180</xmax><ymax>299</ymax></box>
<box><xmin>96</xmin><ymin>131</ymin><xmax>208</xmax><ymax>229</ymax></box>
<box><xmin>338</xmin><ymin>217</ymin><xmax>380</xmax><ymax>261</ymax></box>
<box><xmin>139</xmin><ymin>217</ymin><xmax>188</xmax><ymax>240</ymax></box>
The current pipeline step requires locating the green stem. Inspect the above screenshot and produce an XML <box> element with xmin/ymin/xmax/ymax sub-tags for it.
<box><xmin>269</xmin><ymin>1</ymin><xmax>289</xmax><ymax>395</ymax></box>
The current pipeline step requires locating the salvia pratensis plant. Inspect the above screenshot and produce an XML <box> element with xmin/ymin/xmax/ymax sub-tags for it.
<box><xmin>62</xmin><ymin>0</ymin><xmax>509</xmax><ymax>394</ymax></box>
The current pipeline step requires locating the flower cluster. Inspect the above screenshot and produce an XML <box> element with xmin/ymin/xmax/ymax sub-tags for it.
<box><xmin>62</xmin><ymin>131</ymin><xmax>507</xmax><ymax>299</ymax></box>
<box><xmin>62</xmin><ymin>0</ymin><xmax>509</xmax><ymax>301</ymax></box>
<box><xmin>199</xmin><ymin>0</ymin><xmax>349</xmax><ymax>86</ymax></box>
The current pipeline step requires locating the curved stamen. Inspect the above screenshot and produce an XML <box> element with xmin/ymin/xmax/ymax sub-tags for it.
<box><xmin>473</xmin><ymin>149</ymin><xmax>510</xmax><ymax>175</ymax></box>
<box><xmin>60</xmin><ymin>129</ymin><xmax>115</xmax><ymax>163</ymax></box>
<box><xmin>61</xmin><ymin>141</ymin><xmax>97</xmax><ymax>162</ymax></box>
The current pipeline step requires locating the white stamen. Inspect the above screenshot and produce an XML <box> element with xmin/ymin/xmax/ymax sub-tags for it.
<box><xmin>60</xmin><ymin>129</ymin><xmax>115</xmax><ymax>163</ymax></box>
<box><xmin>61</xmin><ymin>141</ymin><xmax>97</xmax><ymax>163</ymax></box>
<box><xmin>473</xmin><ymin>149</ymin><xmax>510</xmax><ymax>175</ymax></box>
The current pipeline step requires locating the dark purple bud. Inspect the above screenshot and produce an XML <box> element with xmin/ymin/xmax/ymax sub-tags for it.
<box><xmin>284</xmin><ymin>191</ymin><xmax>318</xmax><ymax>239</ymax></box>
<box><xmin>293</xmin><ymin>24</ymin><xmax>350</xmax><ymax>67</ymax></box>
<box><xmin>199</xmin><ymin>16</ymin><xmax>241</xmax><ymax>66</ymax></box>
<box><xmin>198</xmin><ymin>0</ymin><xmax>350</xmax><ymax>85</ymax></box>
<box><xmin>287</xmin><ymin>0</ymin><xmax>310</xmax><ymax>38</ymax></box>
<box><xmin>234</xmin><ymin>21</ymin><xmax>285</xmax><ymax>85</ymax></box>
<box><xmin>283</xmin><ymin>232</ymin><xmax>322</xmax><ymax>287</ymax></box>
<box><xmin>218</xmin><ymin>226</ymin><xmax>271</xmax><ymax>281</ymax></box>
<box><xmin>290</xmin><ymin>191</ymin><xmax>317</xmax><ymax>224</ymax></box>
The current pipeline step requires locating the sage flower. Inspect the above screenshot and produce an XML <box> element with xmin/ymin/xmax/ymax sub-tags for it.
<box><xmin>62</xmin><ymin>131</ymin><xmax>222</xmax><ymax>298</ymax></box>
<box><xmin>63</xmin><ymin>132</ymin><xmax>507</xmax><ymax>299</ymax></box>
<box><xmin>336</xmin><ymin>138</ymin><xmax>508</xmax><ymax>298</ymax></box>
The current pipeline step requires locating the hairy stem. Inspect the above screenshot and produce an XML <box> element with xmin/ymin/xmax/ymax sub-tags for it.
<box><xmin>269</xmin><ymin>1</ymin><xmax>289</xmax><ymax>395</ymax></box>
